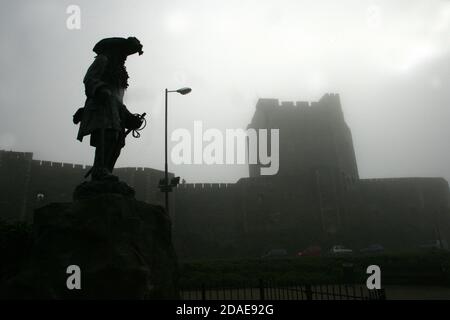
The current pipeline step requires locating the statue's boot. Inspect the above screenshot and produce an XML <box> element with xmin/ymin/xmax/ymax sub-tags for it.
<box><xmin>91</xmin><ymin>166</ymin><xmax>119</xmax><ymax>181</ymax></box>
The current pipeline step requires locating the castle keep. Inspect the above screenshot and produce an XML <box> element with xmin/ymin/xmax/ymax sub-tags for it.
<box><xmin>1</xmin><ymin>94</ymin><xmax>449</xmax><ymax>258</ymax></box>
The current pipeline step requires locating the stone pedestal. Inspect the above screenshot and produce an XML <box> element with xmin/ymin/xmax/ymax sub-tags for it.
<box><xmin>2</xmin><ymin>181</ymin><xmax>179</xmax><ymax>299</ymax></box>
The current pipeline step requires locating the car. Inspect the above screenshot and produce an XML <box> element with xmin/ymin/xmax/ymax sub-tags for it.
<box><xmin>419</xmin><ymin>240</ymin><xmax>448</xmax><ymax>250</ymax></box>
<box><xmin>329</xmin><ymin>245</ymin><xmax>353</xmax><ymax>256</ymax></box>
<box><xmin>297</xmin><ymin>246</ymin><xmax>322</xmax><ymax>257</ymax></box>
<box><xmin>360</xmin><ymin>244</ymin><xmax>384</xmax><ymax>254</ymax></box>
<box><xmin>261</xmin><ymin>249</ymin><xmax>288</xmax><ymax>259</ymax></box>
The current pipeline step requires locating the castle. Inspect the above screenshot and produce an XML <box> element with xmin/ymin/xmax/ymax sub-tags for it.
<box><xmin>1</xmin><ymin>93</ymin><xmax>449</xmax><ymax>258</ymax></box>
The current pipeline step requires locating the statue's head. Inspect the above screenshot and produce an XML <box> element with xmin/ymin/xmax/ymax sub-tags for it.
<box><xmin>93</xmin><ymin>37</ymin><xmax>144</xmax><ymax>59</ymax></box>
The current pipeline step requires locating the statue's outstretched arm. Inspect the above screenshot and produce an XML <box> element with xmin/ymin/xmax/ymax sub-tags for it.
<box><xmin>120</xmin><ymin>104</ymin><xmax>143</xmax><ymax>130</ymax></box>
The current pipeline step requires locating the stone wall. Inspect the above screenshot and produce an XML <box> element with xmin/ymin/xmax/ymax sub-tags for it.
<box><xmin>0</xmin><ymin>150</ymin><xmax>170</xmax><ymax>223</ymax></box>
<box><xmin>1</xmin><ymin>94</ymin><xmax>450</xmax><ymax>258</ymax></box>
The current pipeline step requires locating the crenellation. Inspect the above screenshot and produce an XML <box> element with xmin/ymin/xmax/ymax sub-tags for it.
<box><xmin>281</xmin><ymin>101</ymin><xmax>295</xmax><ymax>108</ymax></box>
<box><xmin>255</xmin><ymin>98</ymin><xmax>279</xmax><ymax>111</ymax></box>
<box><xmin>296</xmin><ymin>101</ymin><xmax>310</xmax><ymax>108</ymax></box>
<box><xmin>359</xmin><ymin>177</ymin><xmax>448</xmax><ymax>184</ymax></box>
<box><xmin>0</xmin><ymin>150</ymin><xmax>33</xmax><ymax>160</ymax></box>
<box><xmin>40</xmin><ymin>161</ymin><xmax>52</xmax><ymax>167</ymax></box>
<box><xmin>175</xmin><ymin>182</ymin><xmax>236</xmax><ymax>191</ymax></box>
<box><xmin>33</xmin><ymin>160</ymin><xmax>90</xmax><ymax>170</ymax></box>
<box><xmin>265</xmin><ymin>94</ymin><xmax>343</xmax><ymax>109</ymax></box>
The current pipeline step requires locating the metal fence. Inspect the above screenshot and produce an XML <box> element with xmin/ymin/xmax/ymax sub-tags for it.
<box><xmin>180</xmin><ymin>280</ymin><xmax>386</xmax><ymax>300</ymax></box>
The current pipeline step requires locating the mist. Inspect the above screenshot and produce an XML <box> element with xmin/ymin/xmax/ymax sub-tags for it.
<box><xmin>0</xmin><ymin>0</ymin><xmax>449</xmax><ymax>183</ymax></box>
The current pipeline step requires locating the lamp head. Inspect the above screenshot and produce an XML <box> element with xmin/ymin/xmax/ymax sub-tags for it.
<box><xmin>176</xmin><ymin>87</ymin><xmax>192</xmax><ymax>95</ymax></box>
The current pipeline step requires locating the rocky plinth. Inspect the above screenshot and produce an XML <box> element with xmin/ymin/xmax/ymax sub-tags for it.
<box><xmin>1</xmin><ymin>181</ymin><xmax>179</xmax><ymax>299</ymax></box>
<box><xmin>73</xmin><ymin>179</ymin><xmax>135</xmax><ymax>201</ymax></box>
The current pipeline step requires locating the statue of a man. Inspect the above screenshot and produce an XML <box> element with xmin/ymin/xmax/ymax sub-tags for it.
<box><xmin>74</xmin><ymin>37</ymin><xmax>144</xmax><ymax>181</ymax></box>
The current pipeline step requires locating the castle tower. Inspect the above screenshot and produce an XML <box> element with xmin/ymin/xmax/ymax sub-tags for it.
<box><xmin>247</xmin><ymin>93</ymin><xmax>359</xmax><ymax>181</ymax></box>
<box><xmin>246</xmin><ymin>94</ymin><xmax>360</xmax><ymax>240</ymax></box>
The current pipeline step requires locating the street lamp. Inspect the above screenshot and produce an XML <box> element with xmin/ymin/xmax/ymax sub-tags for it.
<box><xmin>159</xmin><ymin>87</ymin><xmax>192</xmax><ymax>215</ymax></box>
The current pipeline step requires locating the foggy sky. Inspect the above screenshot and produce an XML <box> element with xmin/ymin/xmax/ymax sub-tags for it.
<box><xmin>0</xmin><ymin>0</ymin><xmax>449</xmax><ymax>184</ymax></box>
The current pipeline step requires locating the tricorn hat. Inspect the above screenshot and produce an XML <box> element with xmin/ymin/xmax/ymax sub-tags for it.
<box><xmin>93</xmin><ymin>37</ymin><xmax>144</xmax><ymax>56</ymax></box>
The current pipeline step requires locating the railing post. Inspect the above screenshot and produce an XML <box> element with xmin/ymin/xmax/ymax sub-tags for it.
<box><xmin>201</xmin><ymin>283</ymin><xmax>206</xmax><ymax>301</ymax></box>
<box><xmin>305</xmin><ymin>284</ymin><xmax>313</xmax><ymax>300</ymax></box>
<box><xmin>259</xmin><ymin>279</ymin><xmax>265</xmax><ymax>301</ymax></box>
<box><xmin>378</xmin><ymin>288</ymin><xmax>386</xmax><ymax>300</ymax></box>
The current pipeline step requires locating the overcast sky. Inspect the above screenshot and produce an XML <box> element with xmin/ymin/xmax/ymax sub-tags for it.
<box><xmin>0</xmin><ymin>0</ymin><xmax>449</xmax><ymax>183</ymax></box>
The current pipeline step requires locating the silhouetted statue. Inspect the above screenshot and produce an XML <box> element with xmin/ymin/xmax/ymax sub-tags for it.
<box><xmin>73</xmin><ymin>37</ymin><xmax>145</xmax><ymax>181</ymax></box>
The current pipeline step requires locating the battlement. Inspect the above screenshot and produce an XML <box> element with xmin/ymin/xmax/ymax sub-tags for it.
<box><xmin>360</xmin><ymin>177</ymin><xmax>449</xmax><ymax>185</ymax></box>
<box><xmin>256</xmin><ymin>93</ymin><xmax>341</xmax><ymax>110</ymax></box>
<box><xmin>0</xmin><ymin>150</ymin><xmax>33</xmax><ymax>161</ymax></box>
<box><xmin>116</xmin><ymin>167</ymin><xmax>166</xmax><ymax>174</ymax></box>
<box><xmin>319</xmin><ymin>92</ymin><xmax>340</xmax><ymax>102</ymax></box>
<box><xmin>27</xmin><ymin>158</ymin><xmax>167</xmax><ymax>175</ymax></box>
<box><xmin>1</xmin><ymin>150</ymin><xmax>171</xmax><ymax>183</ymax></box>
<box><xmin>117</xmin><ymin>167</ymin><xmax>146</xmax><ymax>172</ymax></box>
<box><xmin>32</xmin><ymin>160</ymin><xmax>91</xmax><ymax>170</ymax></box>
<box><xmin>177</xmin><ymin>183</ymin><xmax>235</xmax><ymax>190</ymax></box>
<box><xmin>250</xmin><ymin>93</ymin><xmax>345</xmax><ymax>132</ymax></box>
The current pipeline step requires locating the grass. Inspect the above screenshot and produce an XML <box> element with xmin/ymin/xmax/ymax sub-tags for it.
<box><xmin>178</xmin><ymin>251</ymin><xmax>450</xmax><ymax>288</ymax></box>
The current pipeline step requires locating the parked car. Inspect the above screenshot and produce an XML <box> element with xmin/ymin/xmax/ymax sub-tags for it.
<box><xmin>297</xmin><ymin>246</ymin><xmax>322</xmax><ymax>257</ymax></box>
<box><xmin>419</xmin><ymin>240</ymin><xmax>449</xmax><ymax>251</ymax></box>
<box><xmin>261</xmin><ymin>249</ymin><xmax>288</xmax><ymax>259</ymax></box>
<box><xmin>360</xmin><ymin>244</ymin><xmax>384</xmax><ymax>254</ymax></box>
<box><xmin>329</xmin><ymin>245</ymin><xmax>353</xmax><ymax>256</ymax></box>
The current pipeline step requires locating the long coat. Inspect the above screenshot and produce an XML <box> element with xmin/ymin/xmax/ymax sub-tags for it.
<box><xmin>76</xmin><ymin>54</ymin><xmax>133</xmax><ymax>144</ymax></box>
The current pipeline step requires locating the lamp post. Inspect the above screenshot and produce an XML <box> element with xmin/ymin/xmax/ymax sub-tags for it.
<box><xmin>160</xmin><ymin>87</ymin><xmax>192</xmax><ymax>214</ymax></box>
